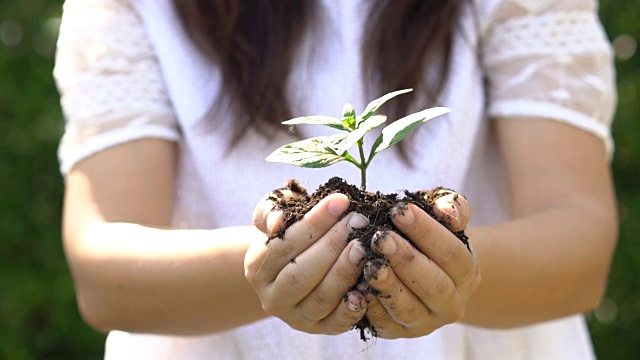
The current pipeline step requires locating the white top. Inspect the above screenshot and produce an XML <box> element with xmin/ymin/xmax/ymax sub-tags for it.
<box><xmin>54</xmin><ymin>0</ymin><xmax>616</xmax><ymax>359</ymax></box>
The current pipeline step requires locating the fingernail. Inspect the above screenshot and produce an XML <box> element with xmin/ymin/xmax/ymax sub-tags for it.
<box><xmin>346</xmin><ymin>291</ymin><xmax>365</xmax><ymax>312</ymax></box>
<box><xmin>434</xmin><ymin>195</ymin><xmax>460</xmax><ymax>225</ymax></box>
<box><xmin>328</xmin><ymin>196</ymin><xmax>349</xmax><ymax>217</ymax></box>
<box><xmin>266</xmin><ymin>211</ymin><xmax>282</xmax><ymax>233</ymax></box>
<box><xmin>373</xmin><ymin>265</ymin><xmax>389</xmax><ymax>282</ymax></box>
<box><xmin>348</xmin><ymin>213</ymin><xmax>369</xmax><ymax>230</ymax></box>
<box><xmin>349</xmin><ymin>242</ymin><xmax>366</xmax><ymax>264</ymax></box>
<box><xmin>364</xmin><ymin>259</ymin><xmax>388</xmax><ymax>282</ymax></box>
<box><xmin>372</xmin><ymin>231</ymin><xmax>396</xmax><ymax>256</ymax></box>
<box><xmin>391</xmin><ymin>202</ymin><xmax>414</xmax><ymax>226</ymax></box>
<box><xmin>433</xmin><ymin>193</ymin><xmax>470</xmax><ymax>232</ymax></box>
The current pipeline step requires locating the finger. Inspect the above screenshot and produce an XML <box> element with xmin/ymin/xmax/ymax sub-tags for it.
<box><xmin>371</xmin><ymin>230</ymin><xmax>466</xmax><ymax>320</ymax></box>
<box><xmin>364</xmin><ymin>256</ymin><xmax>432</xmax><ymax>329</ymax></box>
<box><xmin>317</xmin><ymin>290</ymin><xmax>367</xmax><ymax>335</ymax></box>
<box><xmin>253</xmin><ymin>189</ymin><xmax>298</xmax><ymax>236</ymax></box>
<box><xmin>270</xmin><ymin>213</ymin><xmax>369</xmax><ymax>306</ymax></box>
<box><xmin>282</xmin><ymin>192</ymin><xmax>351</xmax><ymax>243</ymax></box>
<box><xmin>431</xmin><ymin>192</ymin><xmax>471</xmax><ymax>232</ymax></box>
<box><xmin>244</xmin><ymin>235</ymin><xmax>279</xmax><ymax>296</ymax></box>
<box><xmin>391</xmin><ymin>203</ymin><xmax>479</xmax><ymax>288</ymax></box>
<box><xmin>247</xmin><ymin>193</ymin><xmax>352</xmax><ymax>287</ymax></box>
<box><xmin>297</xmin><ymin>239</ymin><xmax>367</xmax><ymax>321</ymax></box>
<box><xmin>357</xmin><ymin>283</ymin><xmax>405</xmax><ymax>339</ymax></box>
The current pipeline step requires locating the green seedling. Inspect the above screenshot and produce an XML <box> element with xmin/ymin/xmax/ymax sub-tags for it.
<box><xmin>266</xmin><ymin>89</ymin><xmax>450</xmax><ymax>190</ymax></box>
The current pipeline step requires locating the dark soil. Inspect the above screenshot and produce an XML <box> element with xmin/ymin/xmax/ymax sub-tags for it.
<box><xmin>268</xmin><ymin>177</ymin><xmax>469</xmax><ymax>341</ymax></box>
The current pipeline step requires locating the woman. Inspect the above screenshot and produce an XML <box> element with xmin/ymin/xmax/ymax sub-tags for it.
<box><xmin>55</xmin><ymin>0</ymin><xmax>618</xmax><ymax>358</ymax></box>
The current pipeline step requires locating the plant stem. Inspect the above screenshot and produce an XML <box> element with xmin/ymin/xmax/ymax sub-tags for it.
<box><xmin>357</xmin><ymin>140</ymin><xmax>367</xmax><ymax>190</ymax></box>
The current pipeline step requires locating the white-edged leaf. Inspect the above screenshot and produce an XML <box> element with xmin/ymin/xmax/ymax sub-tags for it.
<box><xmin>265</xmin><ymin>135</ymin><xmax>348</xmax><ymax>168</ymax></box>
<box><xmin>371</xmin><ymin>107</ymin><xmax>450</xmax><ymax>154</ymax></box>
<box><xmin>321</xmin><ymin>133</ymin><xmax>350</xmax><ymax>153</ymax></box>
<box><xmin>282</xmin><ymin>115</ymin><xmax>347</xmax><ymax>130</ymax></box>
<box><xmin>341</xmin><ymin>103</ymin><xmax>356</xmax><ymax>130</ymax></box>
<box><xmin>334</xmin><ymin>115</ymin><xmax>387</xmax><ymax>155</ymax></box>
<box><xmin>358</xmin><ymin>114</ymin><xmax>387</xmax><ymax>130</ymax></box>
<box><xmin>358</xmin><ymin>88</ymin><xmax>413</xmax><ymax>126</ymax></box>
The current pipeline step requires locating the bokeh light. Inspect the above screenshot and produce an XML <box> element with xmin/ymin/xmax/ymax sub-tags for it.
<box><xmin>0</xmin><ymin>19</ymin><xmax>23</xmax><ymax>47</ymax></box>
<box><xmin>613</xmin><ymin>34</ymin><xmax>637</xmax><ymax>60</ymax></box>
<box><xmin>595</xmin><ymin>297</ymin><xmax>619</xmax><ymax>324</ymax></box>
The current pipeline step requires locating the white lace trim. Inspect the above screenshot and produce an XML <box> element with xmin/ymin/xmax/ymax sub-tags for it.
<box><xmin>485</xmin><ymin>11</ymin><xmax>611</xmax><ymax>66</ymax></box>
<box><xmin>482</xmin><ymin>3</ymin><xmax>616</xmax><ymax>158</ymax></box>
<box><xmin>55</xmin><ymin>0</ymin><xmax>174</xmax><ymax>118</ymax></box>
<box><xmin>55</xmin><ymin>0</ymin><xmax>616</xmax><ymax>173</ymax></box>
<box><xmin>54</xmin><ymin>0</ymin><xmax>179</xmax><ymax>173</ymax></box>
<box><xmin>59</xmin><ymin>121</ymin><xmax>180</xmax><ymax>174</ymax></box>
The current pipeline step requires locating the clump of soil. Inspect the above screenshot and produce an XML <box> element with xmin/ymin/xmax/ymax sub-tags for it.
<box><xmin>269</xmin><ymin>177</ymin><xmax>469</xmax><ymax>341</ymax></box>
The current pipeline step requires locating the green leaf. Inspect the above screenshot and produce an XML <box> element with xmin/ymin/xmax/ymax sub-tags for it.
<box><xmin>371</xmin><ymin>107</ymin><xmax>450</xmax><ymax>154</ymax></box>
<box><xmin>358</xmin><ymin>88</ymin><xmax>413</xmax><ymax>126</ymax></box>
<box><xmin>265</xmin><ymin>135</ymin><xmax>348</xmax><ymax>168</ymax></box>
<box><xmin>334</xmin><ymin>115</ymin><xmax>387</xmax><ymax>155</ymax></box>
<box><xmin>282</xmin><ymin>115</ymin><xmax>347</xmax><ymax>131</ymax></box>
<box><xmin>341</xmin><ymin>103</ymin><xmax>356</xmax><ymax>130</ymax></box>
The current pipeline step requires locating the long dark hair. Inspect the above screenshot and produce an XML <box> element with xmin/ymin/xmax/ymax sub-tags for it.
<box><xmin>173</xmin><ymin>0</ymin><xmax>466</xmax><ymax>151</ymax></box>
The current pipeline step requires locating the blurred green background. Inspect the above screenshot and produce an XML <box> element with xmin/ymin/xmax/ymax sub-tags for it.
<box><xmin>0</xmin><ymin>0</ymin><xmax>638</xmax><ymax>359</ymax></box>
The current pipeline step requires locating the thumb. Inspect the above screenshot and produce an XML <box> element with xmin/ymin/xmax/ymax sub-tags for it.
<box><xmin>253</xmin><ymin>188</ymin><xmax>304</xmax><ymax>236</ymax></box>
<box><xmin>431</xmin><ymin>191</ymin><xmax>471</xmax><ymax>232</ymax></box>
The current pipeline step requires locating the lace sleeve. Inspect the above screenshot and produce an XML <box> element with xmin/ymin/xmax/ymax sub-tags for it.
<box><xmin>54</xmin><ymin>0</ymin><xmax>180</xmax><ymax>174</ymax></box>
<box><xmin>482</xmin><ymin>0</ymin><xmax>617</xmax><ymax>157</ymax></box>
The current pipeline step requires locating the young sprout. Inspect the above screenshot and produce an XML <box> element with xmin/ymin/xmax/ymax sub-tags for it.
<box><xmin>265</xmin><ymin>89</ymin><xmax>450</xmax><ymax>190</ymax></box>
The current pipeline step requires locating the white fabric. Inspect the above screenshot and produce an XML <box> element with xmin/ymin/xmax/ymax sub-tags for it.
<box><xmin>482</xmin><ymin>0</ymin><xmax>616</xmax><ymax>157</ymax></box>
<box><xmin>55</xmin><ymin>0</ymin><xmax>180</xmax><ymax>174</ymax></box>
<box><xmin>54</xmin><ymin>0</ymin><xmax>616</xmax><ymax>358</ymax></box>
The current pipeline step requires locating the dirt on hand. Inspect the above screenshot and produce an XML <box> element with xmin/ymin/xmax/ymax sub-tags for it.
<box><xmin>268</xmin><ymin>177</ymin><xmax>470</xmax><ymax>340</ymax></box>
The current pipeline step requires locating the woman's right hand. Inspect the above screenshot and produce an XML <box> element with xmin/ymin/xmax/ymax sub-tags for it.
<box><xmin>246</xmin><ymin>191</ymin><xmax>369</xmax><ymax>334</ymax></box>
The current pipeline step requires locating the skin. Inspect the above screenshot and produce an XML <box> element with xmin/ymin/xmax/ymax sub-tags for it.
<box><xmin>250</xmin><ymin>180</ymin><xmax>477</xmax><ymax>338</ymax></box>
<box><xmin>62</xmin><ymin>139</ymin><xmax>267</xmax><ymax>335</ymax></box>
<box><xmin>246</xmin><ymin>193</ymin><xmax>371</xmax><ymax>334</ymax></box>
<box><xmin>249</xmin><ymin>118</ymin><xmax>618</xmax><ymax>337</ymax></box>
<box><xmin>63</xmin><ymin>118</ymin><xmax>617</xmax><ymax>337</ymax></box>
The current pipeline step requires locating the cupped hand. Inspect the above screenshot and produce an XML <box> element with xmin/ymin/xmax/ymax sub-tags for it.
<box><xmin>246</xmin><ymin>190</ymin><xmax>370</xmax><ymax>335</ymax></box>
<box><xmin>361</xmin><ymin>192</ymin><xmax>480</xmax><ymax>339</ymax></box>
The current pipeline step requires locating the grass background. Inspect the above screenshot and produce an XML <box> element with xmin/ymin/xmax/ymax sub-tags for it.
<box><xmin>1</xmin><ymin>0</ymin><xmax>638</xmax><ymax>358</ymax></box>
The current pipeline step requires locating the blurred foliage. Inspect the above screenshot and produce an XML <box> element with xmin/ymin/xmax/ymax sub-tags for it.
<box><xmin>589</xmin><ymin>1</ymin><xmax>640</xmax><ymax>359</ymax></box>
<box><xmin>0</xmin><ymin>0</ymin><xmax>105</xmax><ymax>359</ymax></box>
<box><xmin>0</xmin><ymin>0</ymin><xmax>638</xmax><ymax>359</ymax></box>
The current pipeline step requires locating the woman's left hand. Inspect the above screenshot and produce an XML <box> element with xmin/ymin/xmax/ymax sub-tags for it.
<box><xmin>361</xmin><ymin>193</ymin><xmax>480</xmax><ymax>339</ymax></box>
